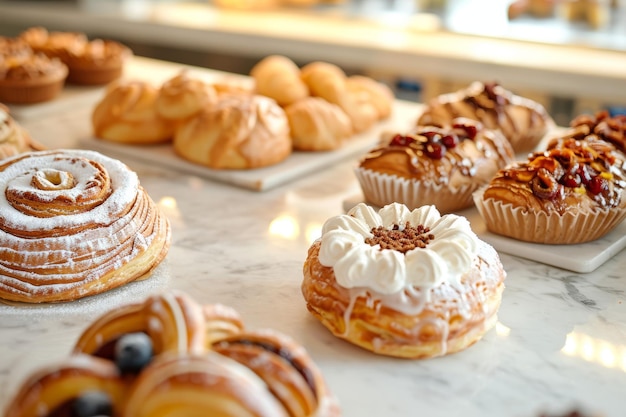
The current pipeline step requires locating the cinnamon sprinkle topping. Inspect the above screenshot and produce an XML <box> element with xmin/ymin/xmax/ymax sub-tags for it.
<box><xmin>365</xmin><ymin>222</ymin><xmax>434</xmax><ymax>253</ymax></box>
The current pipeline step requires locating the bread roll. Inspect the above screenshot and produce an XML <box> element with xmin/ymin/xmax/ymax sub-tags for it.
<box><xmin>250</xmin><ymin>55</ymin><xmax>308</xmax><ymax>107</ymax></box>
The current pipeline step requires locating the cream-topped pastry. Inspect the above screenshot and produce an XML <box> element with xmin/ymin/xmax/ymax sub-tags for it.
<box><xmin>302</xmin><ymin>202</ymin><xmax>506</xmax><ymax>358</ymax></box>
<box><xmin>0</xmin><ymin>149</ymin><xmax>171</xmax><ymax>303</ymax></box>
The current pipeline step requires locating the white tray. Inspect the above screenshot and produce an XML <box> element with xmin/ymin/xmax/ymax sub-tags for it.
<box><xmin>82</xmin><ymin>100</ymin><xmax>421</xmax><ymax>191</ymax></box>
<box><xmin>343</xmin><ymin>194</ymin><xmax>626</xmax><ymax>273</ymax></box>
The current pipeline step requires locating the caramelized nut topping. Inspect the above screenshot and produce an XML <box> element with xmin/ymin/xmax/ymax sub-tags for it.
<box><xmin>365</xmin><ymin>222</ymin><xmax>434</xmax><ymax>253</ymax></box>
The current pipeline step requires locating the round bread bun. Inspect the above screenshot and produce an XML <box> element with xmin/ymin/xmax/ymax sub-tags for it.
<box><xmin>250</xmin><ymin>55</ymin><xmax>309</xmax><ymax>107</ymax></box>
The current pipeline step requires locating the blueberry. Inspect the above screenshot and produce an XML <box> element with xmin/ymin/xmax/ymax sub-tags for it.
<box><xmin>71</xmin><ymin>390</ymin><xmax>113</xmax><ymax>417</ymax></box>
<box><xmin>114</xmin><ymin>332</ymin><xmax>153</xmax><ymax>374</ymax></box>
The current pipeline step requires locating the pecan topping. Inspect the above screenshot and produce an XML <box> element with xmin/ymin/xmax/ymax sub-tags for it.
<box><xmin>365</xmin><ymin>222</ymin><xmax>434</xmax><ymax>253</ymax></box>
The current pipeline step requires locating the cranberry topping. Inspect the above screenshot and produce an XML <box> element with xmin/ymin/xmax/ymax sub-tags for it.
<box><xmin>424</xmin><ymin>142</ymin><xmax>446</xmax><ymax>159</ymax></box>
<box><xmin>389</xmin><ymin>134</ymin><xmax>415</xmax><ymax>147</ymax></box>
<box><xmin>587</xmin><ymin>176</ymin><xmax>608</xmax><ymax>195</ymax></box>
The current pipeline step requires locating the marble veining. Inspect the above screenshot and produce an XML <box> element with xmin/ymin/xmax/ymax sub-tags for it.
<box><xmin>1</xmin><ymin>63</ymin><xmax>625</xmax><ymax>417</ymax></box>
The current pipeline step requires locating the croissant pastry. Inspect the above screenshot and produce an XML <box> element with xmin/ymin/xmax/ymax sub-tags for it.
<box><xmin>0</xmin><ymin>149</ymin><xmax>171</xmax><ymax>303</ymax></box>
<box><xmin>5</xmin><ymin>291</ymin><xmax>340</xmax><ymax>417</ymax></box>
<box><xmin>417</xmin><ymin>81</ymin><xmax>554</xmax><ymax>153</ymax></box>
<box><xmin>92</xmin><ymin>80</ymin><xmax>175</xmax><ymax>144</ymax></box>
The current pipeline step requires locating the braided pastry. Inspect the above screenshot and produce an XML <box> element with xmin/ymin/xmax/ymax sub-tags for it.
<box><xmin>5</xmin><ymin>291</ymin><xmax>340</xmax><ymax>417</ymax></box>
<box><xmin>0</xmin><ymin>149</ymin><xmax>171</xmax><ymax>303</ymax></box>
<box><xmin>417</xmin><ymin>81</ymin><xmax>554</xmax><ymax>153</ymax></box>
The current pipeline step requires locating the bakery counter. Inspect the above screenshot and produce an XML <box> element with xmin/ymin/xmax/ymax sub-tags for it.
<box><xmin>1</xmin><ymin>1</ymin><xmax>626</xmax><ymax>106</ymax></box>
<box><xmin>1</xmin><ymin>57</ymin><xmax>626</xmax><ymax>417</ymax></box>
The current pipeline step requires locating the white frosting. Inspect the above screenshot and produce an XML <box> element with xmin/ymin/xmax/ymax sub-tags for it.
<box><xmin>319</xmin><ymin>203</ymin><xmax>479</xmax><ymax>295</ymax></box>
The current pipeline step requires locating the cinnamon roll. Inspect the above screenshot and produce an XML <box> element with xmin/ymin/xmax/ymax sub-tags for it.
<box><xmin>0</xmin><ymin>149</ymin><xmax>171</xmax><ymax>303</ymax></box>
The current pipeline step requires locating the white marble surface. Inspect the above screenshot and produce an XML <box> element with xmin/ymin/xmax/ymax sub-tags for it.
<box><xmin>1</xmin><ymin>58</ymin><xmax>626</xmax><ymax>417</ymax></box>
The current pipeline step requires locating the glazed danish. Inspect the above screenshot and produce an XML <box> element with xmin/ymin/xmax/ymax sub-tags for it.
<box><xmin>302</xmin><ymin>202</ymin><xmax>506</xmax><ymax>359</ymax></box>
<box><xmin>0</xmin><ymin>149</ymin><xmax>171</xmax><ymax>303</ymax></box>
<box><xmin>5</xmin><ymin>291</ymin><xmax>340</xmax><ymax>417</ymax></box>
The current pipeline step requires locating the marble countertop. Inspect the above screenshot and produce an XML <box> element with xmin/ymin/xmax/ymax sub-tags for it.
<box><xmin>1</xmin><ymin>57</ymin><xmax>626</xmax><ymax>417</ymax></box>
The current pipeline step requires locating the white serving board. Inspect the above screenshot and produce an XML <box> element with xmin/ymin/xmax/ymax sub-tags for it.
<box><xmin>342</xmin><ymin>193</ymin><xmax>626</xmax><ymax>273</ymax></box>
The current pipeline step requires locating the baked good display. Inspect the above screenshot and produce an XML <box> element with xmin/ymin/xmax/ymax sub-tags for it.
<box><xmin>155</xmin><ymin>70</ymin><xmax>218</xmax><ymax>122</ymax></box>
<box><xmin>0</xmin><ymin>104</ymin><xmax>44</xmax><ymax>159</ymax></box>
<box><xmin>92</xmin><ymin>80</ymin><xmax>176</xmax><ymax>144</ymax></box>
<box><xmin>250</xmin><ymin>54</ymin><xmax>309</xmax><ymax>107</ymax></box>
<box><xmin>173</xmin><ymin>93</ymin><xmax>292</xmax><ymax>169</ymax></box>
<box><xmin>285</xmin><ymin>97</ymin><xmax>353</xmax><ymax>151</ymax></box>
<box><xmin>302</xmin><ymin>202</ymin><xmax>506</xmax><ymax>358</ymax></box>
<box><xmin>567</xmin><ymin>110</ymin><xmax>626</xmax><ymax>154</ymax></box>
<box><xmin>417</xmin><ymin>81</ymin><xmax>554</xmax><ymax>153</ymax></box>
<box><xmin>355</xmin><ymin>118</ymin><xmax>515</xmax><ymax>212</ymax></box>
<box><xmin>5</xmin><ymin>291</ymin><xmax>340</xmax><ymax>417</ymax></box>
<box><xmin>473</xmin><ymin>123</ymin><xmax>626</xmax><ymax>244</ymax></box>
<box><xmin>20</xmin><ymin>27</ymin><xmax>130</xmax><ymax>85</ymax></box>
<box><xmin>0</xmin><ymin>149</ymin><xmax>171</xmax><ymax>303</ymax></box>
<box><xmin>0</xmin><ymin>52</ymin><xmax>68</xmax><ymax>104</ymax></box>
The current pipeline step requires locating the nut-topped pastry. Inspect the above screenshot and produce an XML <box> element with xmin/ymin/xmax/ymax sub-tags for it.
<box><xmin>417</xmin><ymin>81</ymin><xmax>554</xmax><ymax>153</ymax></box>
<box><xmin>0</xmin><ymin>52</ymin><xmax>68</xmax><ymax>104</ymax></box>
<box><xmin>302</xmin><ymin>202</ymin><xmax>506</xmax><ymax>359</ymax></box>
<box><xmin>64</xmin><ymin>38</ymin><xmax>132</xmax><ymax>85</ymax></box>
<box><xmin>567</xmin><ymin>110</ymin><xmax>626</xmax><ymax>154</ymax></box>
<box><xmin>355</xmin><ymin>117</ymin><xmax>515</xmax><ymax>212</ymax></box>
<box><xmin>474</xmin><ymin>133</ymin><xmax>626</xmax><ymax>244</ymax></box>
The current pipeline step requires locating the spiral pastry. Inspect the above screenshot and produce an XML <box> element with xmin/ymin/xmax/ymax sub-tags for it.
<box><xmin>0</xmin><ymin>149</ymin><xmax>171</xmax><ymax>303</ymax></box>
<box><xmin>4</xmin><ymin>291</ymin><xmax>340</xmax><ymax>417</ymax></box>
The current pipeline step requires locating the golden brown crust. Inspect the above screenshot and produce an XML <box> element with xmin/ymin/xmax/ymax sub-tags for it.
<box><xmin>0</xmin><ymin>150</ymin><xmax>171</xmax><ymax>303</ymax></box>
<box><xmin>285</xmin><ymin>96</ymin><xmax>352</xmax><ymax>151</ymax></box>
<box><xmin>417</xmin><ymin>81</ymin><xmax>554</xmax><ymax>153</ymax></box>
<box><xmin>64</xmin><ymin>38</ymin><xmax>132</xmax><ymax>85</ymax></box>
<box><xmin>173</xmin><ymin>93</ymin><xmax>292</xmax><ymax>169</ymax></box>
<box><xmin>155</xmin><ymin>70</ymin><xmax>217</xmax><ymax>121</ymax></box>
<box><xmin>5</xmin><ymin>291</ymin><xmax>340</xmax><ymax>417</ymax></box>
<box><xmin>345</xmin><ymin>75</ymin><xmax>394</xmax><ymax>120</ymax></box>
<box><xmin>251</xmin><ymin>55</ymin><xmax>309</xmax><ymax>107</ymax></box>
<box><xmin>0</xmin><ymin>53</ymin><xmax>68</xmax><ymax>104</ymax></box>
<box><xmin>302</xmin><ymin>240</ymin><xmax>505</xmax><ymax>359</ymax></box>
<box><xmin>0</xmin><ymin>104</ymin><xmax>45</xmax><ymax>159</ymax></box>
<box><xmin>92</xmin><ymin>80</ymin><xmax>176</xmax><ymax>144</ymax></box>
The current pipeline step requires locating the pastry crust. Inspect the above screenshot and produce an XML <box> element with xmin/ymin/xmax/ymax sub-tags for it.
<box><xmin>301</xmin><ymin>203</ymin><xmax>506</xmax><ymax>359</ymax></box>
<box><xmin>418</xmin><ymin>81</ymin><xmax>554</xmax><ymax>153</ymax></box>
<box><xmin>0</xmin><ymin>104</ymin><xmax>45</xmax><ymax>159</ymax></box>
<box><xmin>285</xmin><ymin>96</ymin><xmax>352</xmax><ymax>151</ymax></box>
<box><xmin>0</xmin><ymin>149</ymin><xmax>171</xmax><ymax>303</ymax></box>
<box><xmin>155</xmin><ymin>70</ymin><xmax>217</xmax><ymax>121</ymax></box>
<box><xmin>92</xmin><ymin>80</ymin><xmax>175</xmax><ymax>144</ymax></box>
<box><xmin>173</xmin><ymin>93</ymin><xmax>292</xmax><ymax>169</ymax></box>
<box><xmin>251</xmin><ymin>55</ymin><xmax>309</xmax><ymax>107</ymax></box>
<box><xmin>5</xmin><ymin>291</ymin><xmax>340</xmax><ymax>417</ymax></box>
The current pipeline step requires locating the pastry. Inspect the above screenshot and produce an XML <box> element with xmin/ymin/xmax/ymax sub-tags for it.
<box><xmin>0</xmin><ymin>149</ymin><xmax>171</xmax><ymax>303</ymax></box>
<box><xmin>64</xmin><ymin>38</ymin><xmax>132</xmax><ymax>85</ymax></box>
<box><xmin>0</xmin><ymin>52</ymin><xmax>68</xmax><ymax>104</ymax></box>
<box><xmin>355</xmin><ymin>118</ymin><xmax>515</xmax><ymax>212</ymax></box>
<box><xmin>285</xmin><ymin>96</ymin><xmax>353</xmax><ymax>151</ymax></box>
<box><xmin>155</xmin><ymin>70</ymin><xmax>217</xmax><ymax>122</ymax></box>
<box><xmin>173</xmin><ymin>93</ymin><xmax>292</xmax><ymax>169</ymax></box>
<box><xmin>5</xmin><ymin>291</ymin><xmax>340</xmax><ymax>417</ymax></box>
<box><xmin>302</xmin><ymin>202</ymin><xmax>506</xmax><ymax>358</ymax></box>
<box><xmin>345</xmin><ymin>74</ymin><xmax>394</xmax><ymax>120</ymax></box>
<box><xmin>19</xmin><ymin>26</ymin><xmax>87</xmax><ymax>63</ymax></box>
<box><xmin>567</xmin><ymin>110</ymin><xmax>626</xmax><ymax>154</ymax></box>
<box><xmin>417</xmin><ymin>81</ymin><xmax>554</xmax><ymax>153</ymax></box>
<box><xmin>250</xmin><ymin>55</ymin><xmax>309</xmax><ymax>107</ymax></box>
<box><xmin>92</xmin><ymin>80</ymin><xmax>175</xmax><ymax>144</ymax></box>
<box><xmin>0</xmin><ymin>104</ymin><xmax>45</xmax><ymax>159</ymax></box>
<box><xmin>473</xmin><ymin>128</ymin><xmax>626</xmax><ymax>244</ymax></box>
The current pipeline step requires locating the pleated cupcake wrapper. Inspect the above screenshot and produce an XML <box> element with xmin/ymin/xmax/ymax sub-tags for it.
<box><xmin>0</xmin><ymin>81</ymin><xmax>65</xmax><ymax>104</ymax></box>
<box><xmin>354</xmin><ymin>167</ymin><xmax>476</xmax><ymax>213</ymax></box>
<box><xmin>472</xmin><ymin>186</ymin><xmax>626</xmax><ymax>244</ymax></box>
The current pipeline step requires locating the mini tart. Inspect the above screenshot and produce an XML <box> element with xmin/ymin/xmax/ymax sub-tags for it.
<box><xmin>0</xmin><ymin>53</ymin><xmax>68</xmax><ymax>104</ymax></box>
<box><xmin>64</xmin><ymin>39</ymin><xmax>132</xmax><ymax>85</ymax></box>
<box><xmin>19</xmin><ymin>26</ymin><xmax>87</xmax><ymax>63</ymax></box>
<box><xmin>302</xmin><ymin>202</ymin><xmax>506</xmax><ymax>359</ymax></box>
<box><xmin>355</xmin><ymin>118</ymin><xmax>515</xmax><ymax>213</ymax></box>
<box><xmin>417</xmin><ymin>81</ymin><xmax>554</xmax><ymax>153</ymax></box>
<box><xmin>473</xmin><ymin>133</ymin><xmax>626</xmax><ymax>244</ymax></box>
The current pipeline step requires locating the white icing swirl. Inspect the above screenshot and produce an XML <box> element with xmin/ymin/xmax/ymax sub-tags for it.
<box><xmin>319</xmin><ymin>202</ymin><xmax>479</xmax><ymax>295</ymax></box>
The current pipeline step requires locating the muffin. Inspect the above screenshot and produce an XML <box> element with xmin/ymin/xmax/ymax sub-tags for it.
<box><xmin>473</xmin><ymin>132</ymin><xmax>626</xmax><ymax>244</ymax></box>
<box><xmin>302</xmin><ymin>202</ymin><xmax>506</xmax><ymax>358</ymax></box>
<box><xmin>355</xmin><ymin>118</ymin><xmax>515</xmax><ymax>213</ymax></box>
<box><xmin>0</xmin><ymin>52</ymin><xmax>68</xmax><ymax>104</ymax></box>
<box><xmin>64</xmin><ymin>38</ymin><xmax>132</xmax><ymax>85</ymax></box>
<box><xmin>417</xmin><ymin>81</ymin><xmax>554</xmax><ymax>153</ymax></box>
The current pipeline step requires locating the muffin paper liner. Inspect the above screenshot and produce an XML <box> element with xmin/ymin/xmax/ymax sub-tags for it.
<box><xmin>472</xmin><ymin>186</ymin><xmax>626</xmax><ymax>244</ymax></box>
<box><xmin>354</xmin><ymin>167</ymin><xmax>477</xmax><ymax>213</ymax></box>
